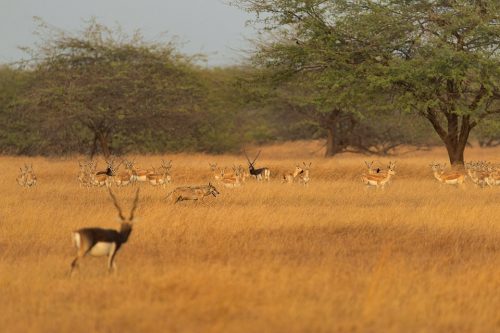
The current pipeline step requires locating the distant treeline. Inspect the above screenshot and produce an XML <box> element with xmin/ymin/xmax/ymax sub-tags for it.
<box><xmin>1</xmin><ymin>1</ymin><xmax>499</xmax><ymax>164</ymax></box>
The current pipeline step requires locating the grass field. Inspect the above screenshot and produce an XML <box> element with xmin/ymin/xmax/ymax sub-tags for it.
<box><xmin>2</xmin><ymin>142</ymin><xmax>500</xmax><ymax>333</ymax></box>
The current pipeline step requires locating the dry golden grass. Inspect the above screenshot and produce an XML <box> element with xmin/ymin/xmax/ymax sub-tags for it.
<box><xmin>2</xmin><ymin>142</ymin><xmax>500</xmax><ymax>333</ymax></box>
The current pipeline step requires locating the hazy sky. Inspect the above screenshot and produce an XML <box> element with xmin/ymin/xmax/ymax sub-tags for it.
<box><xmin>0</xmin><ymin>0</ymin><xmax>256</xmax><ymax>66</ymax></box>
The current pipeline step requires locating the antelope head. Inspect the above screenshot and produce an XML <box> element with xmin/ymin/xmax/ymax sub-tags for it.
<box><xmin>208</xmin><ymin>183</ymin><xmax>220</xmax><ymax>197</ymax></box>
<box><xmin>161</xmin><ymin>159</ymin><xmax>172</xmax><ymax>172</ymax></box>
<box><xmin>244</xmin><ymin>150</ymin><xmax>261</xmax><ymax>171</ymax></box>
<box><xmin>293</xmin><ymin>164</ymin><xmax>304</xmax><ymax>178</ymax></box>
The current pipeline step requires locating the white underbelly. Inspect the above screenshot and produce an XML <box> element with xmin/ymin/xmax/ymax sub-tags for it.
<box><xmin>89</xmin><ymin>242</ymin><xmax>115</xmax><ymax>256</ymax></box>
<box><xmin>149</xmin><ymin>179</ymin><xmax>163</xmax><ymax>185</ymax></box>
<box><xmin>72</xmin><ymin>232</ymin><xmax>81</xmax><ymax>248</ymax></box>
<box><xmin>223</xmin><ymin>181</ymin><xmax>240</xmax><ymax>188</ymax></box>
<box><xmin>136</xmin><ymin>175</ymin><xmax>147</xmax><ymax>182</ymax></box>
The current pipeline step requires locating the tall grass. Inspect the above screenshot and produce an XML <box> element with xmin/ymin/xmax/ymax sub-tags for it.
<box><xmin>1</xmin><ymin>143</ymin><xmax>500</xmax><ymax>332</ymax></box>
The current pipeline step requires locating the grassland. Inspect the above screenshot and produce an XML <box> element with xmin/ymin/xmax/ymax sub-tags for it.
<box><xmin>2</xmin><ymin>142</ymin><xmax>500</xmax><ymax>333</ymax></box>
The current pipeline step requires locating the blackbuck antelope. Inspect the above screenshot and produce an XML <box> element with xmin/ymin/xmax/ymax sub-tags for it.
<box><xmin>364</xmin><ymin>161</ymin><xmax>382</xmax><ymax>175</ymax></box>
<box><xmin>237</xmin><ymin>165</ymin><xmax>250</xmax><ymax>183</ymax></box>
<box><xmin>147</xmin><ymin>160</ymin><xmax>172</xmax><ymax>187</ymax></box>
<box><xmin>70</xmin><ymin>188</ymin><xmax>140</xmax><ymax>275</ymax></box>
<box><xmin>430</xmin><ymin>162</ymin><xmax>465</xmax><ymax>185</ymax></box>
<box><xmin>93</xmin><ymin>159</ymin><xmax>119</xmax><ymax>187</ymax></box>
<box><xmin>362</xmin><ymin>161</ymin><xmax>396</xmax><ymax>187</ymax></box>
<box><xmin>209</xmin><ymin>163</ymin><xmax>222</xmax><ymax>181</ymax></box>
<box><xmin>126</xmin><ymin>160</ymin><xmax>154</xmax><ymax>183</ymax></box>
<box><xmin>16</xmin><ymin>164</ymin><xmax>37</xmax><ymax>187</ymax></box>
<box><xmin>16</xmin><ymin>168</ymin><xmax>25</xmax><ymax>186</ymax></box>
<box><xmin>283</xmin><ymin>164</ymin><xmax>304</xmax><ymax>183</ymax></box>
<box><xmin>114</xmin><ymin>162</ymin><xmax>133</xmax><ymax>187</ymax></box>
<box><xmin>167</xmin><ymin>183</ymin><xmax>219</xmax><ymax>204</ymax></box>
<box><xmin>465</xmin><ymin>161</ymin><xmax>489</xmax><ymax>187</ymax></box>
<box><xmin>464</xmin><ymin>161</ymin><xmax>500</xmax><ymax>187</ymax></box>
<box><xmin>220</xmin><ymin>165</ymin><xmax>243</xmax><ymax>188</ymax></box>
<box><xmin>244</xmin><ymin>150</ymin><xmax>271</xmax><ymax>181</ymax></box>
<box><xmin>298</xmin><ymin>162</ymin><xmax>311</xmax><ymax>185</ymax></box>
<box><xmin>486</xmin><ymin>166</ymin><xmax>500</xmax><ymax>186</ymax></box>
<box><xmin>282</xmin><ymin>162</ymin><xmax>311</xmax><ymax>184</ymax></box>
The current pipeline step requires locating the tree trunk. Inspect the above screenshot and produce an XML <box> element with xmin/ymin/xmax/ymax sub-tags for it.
<box><xmin>444</xmin><ymin>139</ymin><xmax>467</xmax><ymax>166</ymax></box>
<box><xmin>90</xmin><ymin>134</ymin><xmax>98</xmax><ymax>159</ymax></box>
<box><xmin>425</xmin><ymin>109</ymin><xmax>473</xmax><ymax>167</ymax></box>
<box><xmin>96</xmin><ymin>131</ymin><xmax>111</xmax><ymax>158</ymax></box>
<box><xmin>325</xmin><ymin>127</ymin><xmax>336</xmax><ymax>157</ymax></box>
<box><xmin>324</xmin><ymin>110</ymin><xmax>342</xmax><ymax>157</ymax></box>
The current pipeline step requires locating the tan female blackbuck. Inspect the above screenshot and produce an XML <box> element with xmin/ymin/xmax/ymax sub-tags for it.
<box><xmin>70</xmin><ymin>188</ymin><xmax>140</xmax><ymax>275</ymax></box>
<box><xmin>362</xmin><ymin>161</ymin><xmax>396</xmax><ymax>188</ymax></box>
<box><xmin>430</xmin><ymin>162</ymin><xmax>465</xmax><ymax>185</ymax></box>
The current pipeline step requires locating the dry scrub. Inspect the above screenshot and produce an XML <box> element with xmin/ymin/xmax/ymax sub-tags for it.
<box><xmin>1</xmin><ymin>144</ymin><xmax>500</xmax><ymax>333</ymax></box>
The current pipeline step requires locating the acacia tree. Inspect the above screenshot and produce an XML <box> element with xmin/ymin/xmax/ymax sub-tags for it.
<box><xmin>233</xmin><ymin>0</ymin><xmax>421</xmax><ymax>156</ymax></box>
<box><xmin>19</xmin><ymin>19</ymin><xmax>205</xmax><ymax>157</ymax></box>
<box><xmin>234</xmin><ymin>0</ymin><xmax>500</xmax><ymax>162</ymax></box>
<box><xmin>0</xmin><ymin>66</ymin><xmax>36</xmax><ymax>154</ymax></box>
<box><xmin>376</xmin><ymin>0</ymin><xmax>500</xmax><ymax>165</ymax></box>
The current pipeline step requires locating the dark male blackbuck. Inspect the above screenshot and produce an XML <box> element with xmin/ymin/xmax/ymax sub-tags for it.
<box><xmin>93</xmin><ymin>158</ymin><xmax>119</xmax><ymax>187</ymax></box>
<box><xmin>70</xmin><ymin>188</ymin><xmax>140</xmax><ymax>276</ymax></box>
<box><xmin>244</xmin><ymin>150</ymin><xmax>271</xmax><ymax>181</ymax></box>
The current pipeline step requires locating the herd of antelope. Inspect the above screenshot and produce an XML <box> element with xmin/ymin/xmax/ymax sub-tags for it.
<box><xmin>16</xmin><ymin>155</ymin><xmax>500</xmax><ymax>191</ymax></box>
<box><xmin>76</xmin><ymin>158</ymin><xmax>173</xmax><ymax>188</ymax></box>
<box><xmin>14</xmin><ymin>153</ymin><xmax>500</xmax><ymax>275</ymax></box>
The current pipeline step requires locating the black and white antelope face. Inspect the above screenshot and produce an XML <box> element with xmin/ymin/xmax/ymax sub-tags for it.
<box><xmin>244</xmin><ymin>150</ymin><xmax>271</xmax><ymax>181</ymax></box>
<box><xmin>70</xmin><ymin>188</ymin><xmax>140</xmax><ymax>276</ymax></box>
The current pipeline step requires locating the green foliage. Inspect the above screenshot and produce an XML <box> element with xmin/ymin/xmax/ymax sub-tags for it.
<box><xmin>234</xmin><ymin>0</ymin><xmax>500</xmax><ymax>161</ymax></box>
<box><xmin>1</xmin><ymin>7</ymin><xmax>499</xmax><ymax>158</ymax></box>
<box><xmin>11</xmin><ymin>18</ymin><xmax>212</xmax><ymax>156</ymax></box>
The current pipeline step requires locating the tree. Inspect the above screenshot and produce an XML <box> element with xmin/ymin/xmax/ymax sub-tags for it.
<box><xmin>234</xmin><ymin>0</ymin><xmax>500</xmax><ymax>163</ymax></box>
<box><xmin>376</xmin><ymin>0</ymin><xmax>500</xmax><ymax>165</ymax></box>
<box><xmin>0</xmin><ymin>66</ymin><xmax>38</xmax><ymax>154</ymax></box>
<box><xmin>233</xmin><ymin>0</ymin><xmax>423</xmax><ymax>156</ymax></box>
<box><xmin>18</xmin><ymin>18</ymin><xmax>205</xmax><ymax>157</ymax></box>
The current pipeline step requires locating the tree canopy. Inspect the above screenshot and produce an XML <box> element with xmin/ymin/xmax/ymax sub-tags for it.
<box><xmin>0</xmin><ymin>7</ymin><xmax>498</xmax><ymax>159</ymax></box>
<box><xmin>17</xmin><ymin>18</ymin><xmax>207</xmax><ymax>157</ymax></box>
<box><xmin>234</xmin><ymin>0</ymin><xmax>500</xmax><ymax>163</ymax></box>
